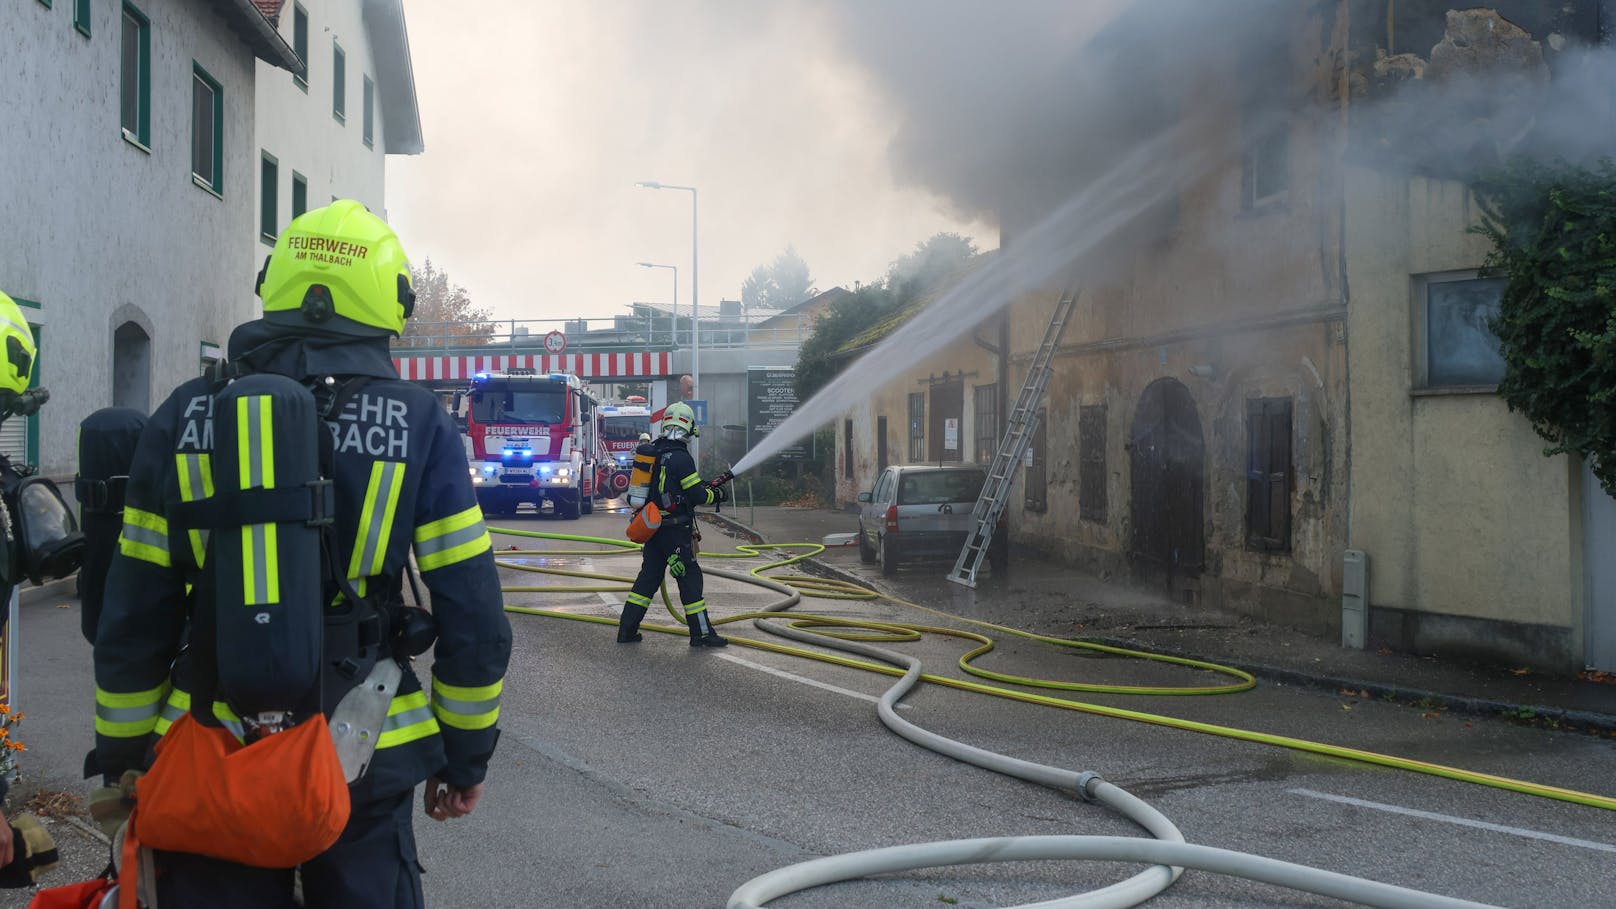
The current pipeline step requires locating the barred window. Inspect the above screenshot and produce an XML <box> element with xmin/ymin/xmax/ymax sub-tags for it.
<box><xmin>907</xmin><ymin>393</ymin><xmax>925</xmax><ymax>461</ymax></box>
<box><xmin>973</xmin><ymin>383</ymin><xmax>998</xmax><ymax>464</ymax></box>
<box><xmin>1246</xmin><ymin>397</ymin><xmax>1292</xmax><ymax>552</ymax></box>
<box><xmin>1079</xmin><ymin>405</ymin><xmax>1107</xmax><ymax>523</ymax></box>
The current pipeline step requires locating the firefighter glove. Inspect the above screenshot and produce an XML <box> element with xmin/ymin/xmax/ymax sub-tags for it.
<box><xmin>710</xmin><ymin>484</ymin><xmax>729</xmax><ymax>505</ymax></box>
<box><xmin>667</xmin><ymin>552</ymin><xmax>686</xmax><ymax>578</ymax></box>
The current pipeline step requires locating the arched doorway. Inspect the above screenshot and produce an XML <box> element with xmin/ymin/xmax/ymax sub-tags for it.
<box><xmin>112</xmin><ymin>321</ymin><xmax>152</xmax><ymax>413</ymax></box>
<box><xmin>1129</xmin><ymin>377</ymin><xmax>1204</xmax><ymax>587</ymax></box>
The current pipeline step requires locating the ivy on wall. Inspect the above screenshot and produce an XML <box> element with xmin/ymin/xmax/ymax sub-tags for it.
<box><xmin>1472</xmin><ymin>157</ymin><xmax>1616</xmax><ymax>495</ymax></box>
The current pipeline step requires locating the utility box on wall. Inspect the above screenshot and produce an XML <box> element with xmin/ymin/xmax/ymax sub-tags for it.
<box><xmin>1342</xmin><ymin>549</ymin><xmax>1368</xmax><ymax>650</ymax></box>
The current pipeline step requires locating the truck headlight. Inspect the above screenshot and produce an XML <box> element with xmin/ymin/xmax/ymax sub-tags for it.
<box><xmin>556</xmin><ymin>467</ymin><xmax>570</xmax><ymax>478</ymax></box>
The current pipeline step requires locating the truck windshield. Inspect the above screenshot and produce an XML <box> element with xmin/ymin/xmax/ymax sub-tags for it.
<box><xmin>602</xmin><ymin>416</ymin><xmax>649</xmax><ymax>440</ymax></box>
<box><xmin>898</xmin><ymin>470</ymin><xmax>985</xmax><ymax>506</ymax></box>
<box><xmin>471</xmin><ymin>387</ymin><xmax>566</xmax><ymax>425</ymax></box>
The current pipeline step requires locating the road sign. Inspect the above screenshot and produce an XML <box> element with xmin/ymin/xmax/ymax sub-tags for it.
<box><xmin>747</xmin><ymin>368</ymin><xmax>802</xmax><ymax>459</ymax></box>
<box><xmin>543</xmin><ymin>330</ymin><xmax>567</xmax><ymax>353</ymax></box>
<box><xmin>687</xmin><ymin>399</ymin><xmax>708</xmax><ymax>425</ymax></box>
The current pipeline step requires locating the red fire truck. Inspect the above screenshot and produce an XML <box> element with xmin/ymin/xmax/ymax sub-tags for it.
<box><xmin>594</xmin><ymin>397</ymin><xmax>653</xmax><ymax>501</ymax></box>
<box><xmin>463</xmin><ymin>369</ymin><xmax>598</xmax><ymax>519</ymax></box>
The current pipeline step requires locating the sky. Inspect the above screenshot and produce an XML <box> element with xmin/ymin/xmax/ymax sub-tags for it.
<box><xmin>385</xmin><ymin>1</ymin><xmax>1005</xmax><ymax>326</ymax></box>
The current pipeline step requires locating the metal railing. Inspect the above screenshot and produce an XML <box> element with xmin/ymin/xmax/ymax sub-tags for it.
<box><xmin>390</xmin><ymin>315</ymin><xmax>807</xmax><ymax>356</ymax></box>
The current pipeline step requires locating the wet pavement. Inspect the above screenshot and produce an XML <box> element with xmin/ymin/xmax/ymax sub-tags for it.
<box><xmin>703</xmin><ymin>505</ymin><xmax>1616</xmax><ymax>737</ymax></box>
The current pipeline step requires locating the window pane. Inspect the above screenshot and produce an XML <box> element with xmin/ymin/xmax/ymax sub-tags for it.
<box><xmin>260</xmin><ymin>156</ymin><xmax>278</xmax><ymax>237</ymax></box>
<box><xmin>192</xmin><ymin>75</ymin><xmax>214</xmax><ymax>185</ymax></box>
<box><xmin>291</xmin><ymin>175</ymin><xmax>307</xmax><ymax>219</ymax></box>
<box><xmin>293</xmin><ymin>5</ymin><xmax>308</xmax><ymax>64</ymax></box>
<box><xmin>333</xmin><ymin>45</ymin><xmax>345</xmax><ymax>118</ymax></box>
<box><xmin>1427</xmin><ymin>278</ymin><xmax>1506</xmax><ymax>386</ymax></box>
<box><xmin>363</xmin><ymin>77</ymin><xmax>374</xmax><ymax>146</ymax></box>
<box><xmin>121</xmin><ymin>13</ymin><xmax>139</xmax><ymax>133</ymax></box>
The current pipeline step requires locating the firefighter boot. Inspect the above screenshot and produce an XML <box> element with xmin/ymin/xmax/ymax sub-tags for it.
<box><xmin>687</xmin><ymin>608</ymin><xmax>728</xmax><ymax>648</ymax></box>
<box><xmin>617</xmin><ymin>602</ymin><xmax>648</xmax><ymax>643</ymax></box>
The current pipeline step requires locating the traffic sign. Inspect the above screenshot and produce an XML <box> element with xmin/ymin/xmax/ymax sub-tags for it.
<box><xmin>686</xmin><ymin>399</ymin><xmax>708</xmax><ymax>425</ymax></box>
<box><xmin>543</xmin><ymin>330</ymin><xmax>567</xmax><ymax>353</ymax></box>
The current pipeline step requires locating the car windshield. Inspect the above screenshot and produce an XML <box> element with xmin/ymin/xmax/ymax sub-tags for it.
<box><xmin>471</xmin><ymin>387</ymin><xmax>566</xmax><ymax>425</ymax></box>
<box><xmin>898</xmin><ymin>470</ymin><xmax>985</xmax><ymax>505</ymax></box>
<box><xmin>602</xmin><ymin>416</ymin><xmax>649</xmax><ymax>440</ymax></box>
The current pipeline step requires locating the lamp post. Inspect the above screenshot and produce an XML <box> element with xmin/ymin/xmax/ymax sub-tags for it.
<box><xmin>636</xmin><ymin>261</ymin><xmax>678</xmax><ymax>348</ymax></box>
<box><xmin>636</xmin><ymin>181</ymin><xmax>700</xmax><ymax>459</ymax></box>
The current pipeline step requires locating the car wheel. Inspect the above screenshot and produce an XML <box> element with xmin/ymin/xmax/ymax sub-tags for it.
<box><xmin>857</xmin><ymin>523</ymin><xmax>877</xmax><ymax>564</ymax></box>
<box><xmin>879</xmin><ymin>536</ymin><xmax>899</xmax><ymax>577</ymax></box>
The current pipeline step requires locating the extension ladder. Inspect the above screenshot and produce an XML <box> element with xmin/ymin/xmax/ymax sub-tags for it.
<box><xmin>946</xmin><ymin>290</ymin><xmax>1079</xmax><ymax>587</ymax></box>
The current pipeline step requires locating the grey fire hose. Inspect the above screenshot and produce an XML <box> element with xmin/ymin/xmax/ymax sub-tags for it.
<box><xmin>710</xmin><ymin>566</ymin><xmax>1507</xmax><ymax>909</ymax></box>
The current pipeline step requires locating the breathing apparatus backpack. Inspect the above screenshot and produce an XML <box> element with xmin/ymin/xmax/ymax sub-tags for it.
<box><xmin>75</xmin><ymin>408</ymin><xmax>148</xmax><ymax>645</ymax></box>
<box><xmin>624</xmin><ymin>440</ymin><xmax>663</xmax><ymax>544</ymax></box>
<box><xmin>137</xmin><ymin>368</ymin><xmax>435</xmax><ymax>868</ymax></box>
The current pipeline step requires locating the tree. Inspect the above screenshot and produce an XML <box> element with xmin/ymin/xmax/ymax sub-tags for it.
<box><xmin>1473</xmin><ymin>157</ymin><xmax>1616</xmax><ymax>494</ymax></box>
<box><xmin>792</xmin><ymin>232</ymin><xmax>982</xmax><ymax>402</ymax></box>
<box><xmin>396</xmin><ymin>258</ymin><xmax>495</xmax><ymax>348</ymax></box>
<box><xmin>740</xmin><ymin>245</ymin><xmax>815</xmax><ymax>311</ymax></box>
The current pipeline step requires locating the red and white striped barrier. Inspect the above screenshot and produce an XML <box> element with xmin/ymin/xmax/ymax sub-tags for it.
<box><xmin>393</xmin><ymin>352</ymin><xmax>675</xmax><ymax>382</ymax></box>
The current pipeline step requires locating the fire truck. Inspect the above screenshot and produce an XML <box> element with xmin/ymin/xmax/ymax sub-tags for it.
<box><xmin>462</xmin><ymin>369</ymin><xmax>598</xmax><ymax>519</ymax></box>
<box><xmin>594</xmin><ymin>397</ymin><xmax>653</xmax><ymax>501</ymax></box>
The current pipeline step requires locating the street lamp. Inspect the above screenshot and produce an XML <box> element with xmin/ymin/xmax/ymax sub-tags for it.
<box><xmin>636</xmin><ymin>180</ymin><xmax>700</xmax><ymax>459</ymax></box>
<box><xmin>636</xmin><ymin>261</ymin><xmax>678</xmax><ymax>348</ymax></box>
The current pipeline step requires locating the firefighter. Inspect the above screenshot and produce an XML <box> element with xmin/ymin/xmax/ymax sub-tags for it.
<box><xmin>617</xmin><ymin>402</ymin><xmax>728</xmax><ymax>646</ymax></box>
<box><xmin>91</xmin><ymin>201</ymin><xmax>511</xmax><ymax>908</ymax></box>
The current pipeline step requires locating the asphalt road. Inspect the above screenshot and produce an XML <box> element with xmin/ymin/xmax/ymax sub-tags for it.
<box><xmin>7</xmin><ymin>508</ymin><xmax>1615</xmax><ymax>907</ymax></box>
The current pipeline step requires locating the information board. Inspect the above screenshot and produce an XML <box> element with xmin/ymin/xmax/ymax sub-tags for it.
<box><xmin>747</xmin><ymin>368</ymin><xmax>803</xmax><ymax>460</ymax></box>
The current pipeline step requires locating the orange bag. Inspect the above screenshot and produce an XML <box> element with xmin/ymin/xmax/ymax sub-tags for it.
<box><xmin>626</xmin><ymin>502</ymin><xmax>662</xmax><ymax>544</ymax></box>
<box><xmin>135</xmin><ymin>712</ymin><xmax>350</xmax><ymax>868</ymax></box>
<box><xmin>25</xmin><ymin>877</ymin><xmax>113</xmax><ymax>909</ymax></box>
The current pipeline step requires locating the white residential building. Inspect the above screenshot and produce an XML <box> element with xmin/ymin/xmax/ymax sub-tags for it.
<box><xmin>0</xmin><ymin>0</ymin><xmax>301</xmax><ymax>477</ymax></box>
<box><xmin>252</xmin><ymin>0</ymin><xmax>422</xmax><ymax>259</ymax></box>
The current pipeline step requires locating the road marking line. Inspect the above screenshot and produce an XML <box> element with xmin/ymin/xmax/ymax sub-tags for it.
<box><xmin>715</xmin><ymin>653</ymin><xmax>910</xmax><ymax>710</ymax></box>
<box><xmin>1288</xmin><ymin>788</ymin><xmax>1616</xmax><ymax>854</ymax></box>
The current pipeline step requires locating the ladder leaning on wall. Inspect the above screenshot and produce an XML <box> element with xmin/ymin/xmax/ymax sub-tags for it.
<box><xmin>946</xmin><ymin>289</ymin><xmax>1080</xmax><ymax>588</ymax></box>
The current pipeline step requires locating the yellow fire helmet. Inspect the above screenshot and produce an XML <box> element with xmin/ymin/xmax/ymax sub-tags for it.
<box><xmin>661</xmin><ymin>401</ymin><xmax>699</xmax><ymax>438</ymax></box>
<box><xmin>0</xmin><ymin>289</ymin><xmax>37</xmax><ymax>396</ymax></box>
<box><xmin>256</xmin><ymin>199</ymin><xmax>416</xmax><ymax>338</ymax></box>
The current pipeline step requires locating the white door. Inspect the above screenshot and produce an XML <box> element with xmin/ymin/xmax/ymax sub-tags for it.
<box><xmin>1584</xmin><ymin>461</ymin><xmax>1616</xmax><ymax>672</ymax></box>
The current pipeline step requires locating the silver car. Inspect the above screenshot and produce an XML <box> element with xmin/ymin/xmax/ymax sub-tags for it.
<box><xmin>856</xmin><ymin>464</ymin><xmax>1009</xmax><ymax>577</ymax></box>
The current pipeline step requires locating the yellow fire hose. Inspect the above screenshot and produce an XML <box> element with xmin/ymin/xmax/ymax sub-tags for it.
<box><xmin>486</xmin><ymin>524</ymin><xmax>1616</xmax><ymax>814</ymax></box>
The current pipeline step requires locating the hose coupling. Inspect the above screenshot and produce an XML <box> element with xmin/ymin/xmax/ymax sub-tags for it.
<box><xmin>1075</xmin><ymin>770</ymin><xmax>1105</xmax><ymax>801</ymax></box>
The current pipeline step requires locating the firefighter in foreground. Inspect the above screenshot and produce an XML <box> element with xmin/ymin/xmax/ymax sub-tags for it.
<box><xmin>90</xmin><ymin>201</ymin><xmax>511</xmax><ymax>907</ymax></box>
<box><xmin>617</xmin><ymin>402</ymin><xmax>730</xmax><ymax>646</ymax></box>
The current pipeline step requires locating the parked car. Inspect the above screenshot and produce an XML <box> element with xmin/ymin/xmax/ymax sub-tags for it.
<box><xmin>856</xmin><ymin>464</ymin><xmax>1009</xmax><ymax>578</ymax></box>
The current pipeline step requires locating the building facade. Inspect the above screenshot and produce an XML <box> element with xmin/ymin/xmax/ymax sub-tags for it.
<box><xmin>832</xmin><ymin>0</ymin><xmax>1615</xmax><ymax>672</ymax></box>
<box><xmin>1</xmin><ymin>0</ymin><xmax>300</xmax><ymax>476</ymax></box>
<box><xmin>252</xmin><ymin>0</ymin><xmax>422</xmax><ymax>250</ymax></box>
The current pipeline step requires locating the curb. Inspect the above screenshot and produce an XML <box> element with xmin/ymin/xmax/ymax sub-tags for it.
<box><xmin>19</xmin><ymin>573</ymin><xmax>76</xmax><ymax>607</ymax></box>
<box><xmin>703</xmin><ymin>512</ymin><xmax>1616</xmax><ymax>735</ymax></box>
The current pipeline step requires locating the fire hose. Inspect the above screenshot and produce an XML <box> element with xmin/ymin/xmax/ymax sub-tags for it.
<box><xmin>486</xmin><ymin>523</ymin><xmax>1613</xmax><ymax>908</ymax></box>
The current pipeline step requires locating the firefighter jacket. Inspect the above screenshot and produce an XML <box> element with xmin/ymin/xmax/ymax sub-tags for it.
<box><xmin>93</xmin><ymin>321</ymin><xmax>511</xmax><ymax>801</ymax></box>
<box><xmin>651</xmin><ymin>437</ymin><xmax>717</xmax><ymax>521</ymax></box>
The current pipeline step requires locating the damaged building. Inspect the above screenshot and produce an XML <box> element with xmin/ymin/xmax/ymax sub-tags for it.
<box><xmin>831</xmin><ymin>1</ymin><xmax>1616</xmax><ymax>673</ymax></box>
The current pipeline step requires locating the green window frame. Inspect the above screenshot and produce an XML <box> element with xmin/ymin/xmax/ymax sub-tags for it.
<box><xmin>120</xmin><ymin>3</ymin><xmax>151</xmax><ymax>149</ymax></box>
<box><xmin>37</xmin><ymin>0</ymin><xmax>51</xmax><ymax>8</ymax></box>
<box><xmin>291</xmin><ymin>171</ymin><xmax>308</xmax><ymax>219</ymax></box>
<box><xmin>362</xmin><ymin>75</ymin><xmax>374</xmax><ymax>148</ymax></box>
<box><xmin>74</xmin><ymin>0</ymin><xmax>91</xmax><ymax>36</ymax></box>
<box><xmin>291</xmin><ymin>3</ymin><xmax>308</xmax><ymax>91</ymax></box>
<box><xmin>332</xmin><ymin>41</ymin><xmax>346</xmax><ymax>123</ymax></box>
<box><xmin>191</xmin><ymin>64</ymin><xmax>224</xmax><ymax>196</ymax></box>
<box><xmin>260</xmin><ymin>151</ymin><xmax>279</xmax><ymax>244</ymax></box>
